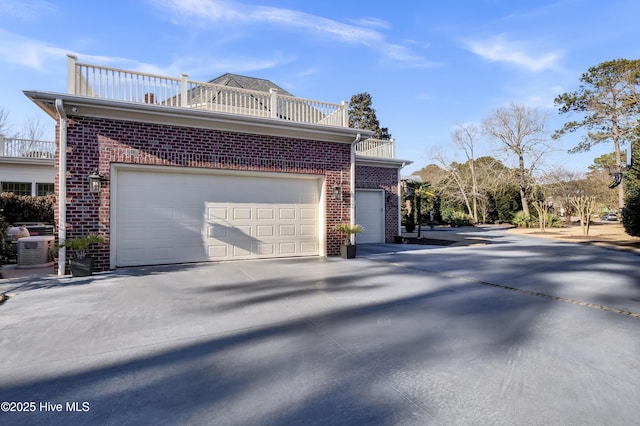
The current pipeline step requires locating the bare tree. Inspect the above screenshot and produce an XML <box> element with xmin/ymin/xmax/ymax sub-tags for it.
<box><xmin>483</xmin><ymin>102</ymin><xmax>549</xmax><ymax>216</ymax></box>
<box><xmin>431</xmin><ymin>149</ymin><xmax>474</xmax><ymax>219</ymax></box>
<box><xmin>539</xmin><ymin>166</ymin><xmax>586</xmax><ymax>223</ymax></box>
<box><xmin>571</xmin><ymin>195</ymin><xmax>597</xmax><ymax>236</ymax></box>
<box><xmin>18</xmin><ymin>116</ymin><xmax>47</xmax><ymax>141</ymax></box>
<box><xmin>0</xmin><ymin>107</ymin><xmax>11</xmax><ymax>136</ymax></box>
<box><xmin>451</xmin><ymin>123</ymin><xmax>481</xmax><ymax>223</ymax></box>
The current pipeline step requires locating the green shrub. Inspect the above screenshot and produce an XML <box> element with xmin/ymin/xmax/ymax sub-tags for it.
<box><xmin>622</xmin><ymin>191</ymin><xmax>640</xmax><ymax>236</ymax></box>
<box><xmin>547</xmin><ymin>213</ymin><xmax>563</xmax><ymax>228</ymax></box>
<box><xmin>0</xmin><ymin>193</ymin><xmax>55</xmax><ymax>224</ymax></box>
<box><xmin>536</xmin><ymin>212</ymin><xmax>563</xmax><ymax>229</ymax></box>
<box><xmin>512</xmin><ymin>211</ymin><xmax>532</xmax><ymax>228</ymax></box>
<box><xmin>441</xmin><ymin>209</ymin><xmax>473</xmax><ymax>227</ymax></box>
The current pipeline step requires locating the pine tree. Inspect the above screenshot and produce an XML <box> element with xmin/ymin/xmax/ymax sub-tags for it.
<box><xmin>348</xmin><ymin>92</ymin><xmax>392</xmax><ymax>140</ymax></box>
<box><xmin>554</xmin><ymin>59</ymin><xmax>640</xmax><ymax>209</ymax></box>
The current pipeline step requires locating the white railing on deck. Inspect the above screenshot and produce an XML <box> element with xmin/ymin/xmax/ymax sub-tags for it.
<box><xmin>0</xmin><ymin>136</ymin><xmax>55</xmax><ymax>159</ymax></box>
<box><xmin>355</xmin><ymin>138</ymin><xmax>395</xmax><ymax>159</ymax></box>
<box><xmin>70</xmin><ymin>59</ymin><xmax>184</xmax><ymax>106</ymax></box>
<box><xmin>185</xmin><ymin>80</ymin><xmax>272</xmax><ymax>117</ymax></box>
<box><xmin>67</xmin><ymin>55</ymin><xmax>348</xmax><ymax>127</ymax></box>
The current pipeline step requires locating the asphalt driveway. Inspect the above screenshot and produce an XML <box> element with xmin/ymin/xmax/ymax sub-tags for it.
<box><xmin>1</xmin><ymin>227</ymin><xmax>639</xmax><ymax>425</ymax></box>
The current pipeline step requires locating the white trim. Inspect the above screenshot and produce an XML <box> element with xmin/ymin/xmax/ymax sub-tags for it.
<box><xmin>355</xmin><ymin>156</ymin><xmax>412</xmax><ymax>168</ymax></box>
<box><xmin>55</xmin><ymin>99</ymin><xmax>67</xmax><ymax>276</ymax></box>
<box><xmin>0</xmin><ymin>157</ymin><xmax>54</xmax><ymax>166</ymax></box>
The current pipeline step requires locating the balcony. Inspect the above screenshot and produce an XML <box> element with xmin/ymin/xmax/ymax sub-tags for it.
<box><xmin>355</xmin><ymin>138</ymin><xmax>395</xmax><ymax>158</ymax></box>
<box><xmin>0</xmin><ymin>136</ymin><xmax>55</xmax><ymax>159</ymax></box>
<box><xmin>67</xmin><ymin>55</ymin><xmax>348</xmax><ymax>128</ymax></box>
<box><xmin>65</xmin><ymin>55</ymin><xmax>397</xmax><ymax>160</ymax></box>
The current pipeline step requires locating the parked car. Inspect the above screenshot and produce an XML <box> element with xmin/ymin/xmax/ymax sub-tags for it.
<box><xmin>600</xmin><ymin>213</ymin><xmax>618</xmax><ymax>221</ymax></box>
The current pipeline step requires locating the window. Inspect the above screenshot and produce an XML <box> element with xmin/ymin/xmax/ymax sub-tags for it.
<box><xmin>1</xmin><ymin>182</ymin><xmax>32</xmax><ymax>196</ymax></box>
<box><xmin>37</xmin><ymin>183</ymin><xmax>54</xmax><ymax>196</ymax></box>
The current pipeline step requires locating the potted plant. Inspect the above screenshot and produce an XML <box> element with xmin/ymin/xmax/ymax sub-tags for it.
<box><xmin>57</xmin><ymin>233</ymin><xmax>106</xmax><ymax>277</ymax></box>
<box><xmin>335</xmin><ymin>223</ymin><xmax>364</xmax><ymax>259</ymax></box>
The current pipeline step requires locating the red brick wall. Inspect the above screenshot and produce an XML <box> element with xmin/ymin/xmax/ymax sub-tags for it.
<box><xmin>355</xmin><ymin>165</ymin><xmax>400</xmax><ymax>242</ymax></box>
<box><xmin>55</xmin><ymin>117</ymin><xmax>352</xmax><ymax>271</ymax></box>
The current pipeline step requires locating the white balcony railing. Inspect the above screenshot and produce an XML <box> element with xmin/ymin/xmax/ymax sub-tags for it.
<box><xmin>0</xmin><ymin>135</ymin><xmax>55</xmax><ymax>159</ymax></box>
<box><xmin>355</xmin><ymin>138</ymin><xmax>395</xmax><ymax>158</ymax></box>
<box><xmin>67</xmin><ymin>55</ymin><xmax>348</xmax><ymax>128</ymax></box>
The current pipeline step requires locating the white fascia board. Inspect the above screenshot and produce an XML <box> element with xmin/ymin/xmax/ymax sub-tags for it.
<box><xmin>0</xmin><ymin>157</ymin><xmax>54</xmax><ymax>166</ymax></box>
<box><xmin>355</xmin><ymin>155</ymin><xmax>413</xmax><ymax>169</ymax></box>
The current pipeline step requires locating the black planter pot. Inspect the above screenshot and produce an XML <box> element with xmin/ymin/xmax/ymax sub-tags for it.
<box><xmin>340</xmin><ymin>244</ymin><xmax>357</xmax><ymax>259</ymax></box>
<box><xmin>69</xmin><ymin>257</ymin><xmax>94</xmax><ymax>277</ymax></box>
<box><xmin>394</xmin><ymin>235</ymin><xmax>404</xmax><ymax>244</ymax></box>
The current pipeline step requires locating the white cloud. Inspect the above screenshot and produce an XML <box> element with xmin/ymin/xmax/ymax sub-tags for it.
<box><xmin>463</xmin><ymin>34</ymin><xmax>562</xmax><ymax>72</ymax></box>
<box><xmin>0</xmin><ymin>0</ymin><xmax>54</xmax><ymax>20</ymax></box>
<box><xmin>296</xmin><ymin>68</ymin><xmax>319</xmax><ymax>78</ymax></box>
<box><xmin>350</xmin><ymin>17</ymin><xmax>391</xmax><ymax>30</ymax></box>
<box><xmin>164</xmin><ymin>53</ymin><xmax>296</xmax><ymax>78</ymax></box>
<box><xmin>0</xmin><ymin>28</ymin><xmax>293</xmax><ymax>78</ymax></box>
<box><xmin>158</xmin><ymin>0</ymin><xmax>434</xmax><ymax>67</ymax></box>
<box><xmin>0</xmin><ymin>30</ymin><xmax>69</xmax><ymax>70</ymax></box>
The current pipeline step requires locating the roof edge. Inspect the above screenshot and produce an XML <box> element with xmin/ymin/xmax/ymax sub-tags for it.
<box><xmin>23</xmin><ymin>90</ymin><xmax>374</xmax><ymax>144</ymax></box>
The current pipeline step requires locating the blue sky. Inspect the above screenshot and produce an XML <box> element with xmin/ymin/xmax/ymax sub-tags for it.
<box><xmin>1</xmin><ymin>0</ymin><xmax>639</xmax><ymax>175</ymax></box>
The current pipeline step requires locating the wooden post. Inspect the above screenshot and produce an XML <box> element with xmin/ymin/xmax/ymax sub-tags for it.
<box><xmin>180</xmin><ymin>74</ymin><xmax>188</xmax><ymax>107</ymax></box>
<box><xmin>67</xmin><ymin>54</ymin><xmax>77</xmax><ymax>94</ymax></box>
<box><xmin>270</xmin><ymin>88</ymin><xmax>278</xmax><ymax>119</ymax></box>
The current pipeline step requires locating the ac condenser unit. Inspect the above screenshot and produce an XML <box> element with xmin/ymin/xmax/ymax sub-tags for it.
<box><xmin>17</xmin><ymin>236</ymin><xmax>55</xmax><ymax>268</ymax></box>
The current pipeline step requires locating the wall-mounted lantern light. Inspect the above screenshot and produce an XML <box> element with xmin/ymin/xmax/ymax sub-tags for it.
<box><xmin>332</xmin><ymin>184</ymin><xmax>342</xmax><ymax>200</ymax></box>
<box><xmin>88</xmin><ymin>170</ymin><xmax>103</xmax><ymax>195</ymax></box>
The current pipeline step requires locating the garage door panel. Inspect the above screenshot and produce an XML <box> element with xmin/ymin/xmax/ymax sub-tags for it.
<box><xmin>208</xmin><ymin>245</ymin><xmax>228</xmax><ymax>258</ymax></box>
<box><xmin>116</xmin><ymin>169</ymin><xmax>320</xmax><ymax>266</ymax></box>
<box><xmin>207</xmin><ymin>225</ymin><xmax>228</xmax><ymax>238</ymax></box>
<box><xmin>300</xmin><ymin>224</ymin><xmax>316</xmax><ymax>236</ymax></box>
<box><xmin>300</xmin><ymin>208</ymin><xmax>316</xmax><ymax>220</ymax></box>
<box><xmin>256</xmin><ymin>243</ymin><xmax>274</xmax><ymax>255</ymax></box>
<box><xmin>257</xmin><ymin>208</ymin><xmax>275</xmax><ymax>220</ymax></box>
<box><xmin>279</xmin><ymin>208</ymin><xmax>296</xmax><ymax>220</ymax></box>
<box><xmin>233</xmin><ymin>245</ymin><xmax>251</xmax><ymax>257</ymax></box>
<box><xmin>279</xmin><ymin>242</ymin><xmax>296</xmax><ymax>254</ymax></box>
<box><xmin>232</xmin><ymin>208</ymin><xmax>252</xmax><ymax>220</ymax></box>
<box><xmin>300</xmin><ymin>242</ymin><xmax>317</xmax><ymax>253</ymax></box>
<box><xmin>279</xmin><ymin>224</ymin><xmax>296</xmax><ymax>236</ymax></box>
<box><xmin>208</xmin><ymin>207</ymin><xmax>227</xmax><ymax>220</ymax></box>
<box><xmin>256</xmin><ymin>225</ymin><xmax>274</xmax><ymax>237</ymax></box>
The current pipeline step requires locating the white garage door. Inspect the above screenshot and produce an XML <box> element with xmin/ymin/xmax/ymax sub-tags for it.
<box><xmin>355</xmin><ymin>190</ymin><xmax>384</xmax><ymax>244</ymax></box>
<box><xmin>114</xmin><ymin>167</ymin><xmax>320</xmax><ymax>267</ymax></box>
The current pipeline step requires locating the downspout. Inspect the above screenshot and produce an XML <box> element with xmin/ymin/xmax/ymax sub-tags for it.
<box><xmin>55</xmin><ymin>99</ymin><xmax>67</xmax><ymax>276</ymax></box>
<box><xmin>398</xmin><ymin>163</ymin><xmax>405</xmax><ymax>236</ymax></box>
<box><xmin>350</xmin><ymin>133</ymin><xmax>361</xmax><ymax>244</ymax></box>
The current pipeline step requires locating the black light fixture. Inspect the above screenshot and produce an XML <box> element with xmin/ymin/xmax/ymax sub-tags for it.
<box><xmin>88</xmin><ymin>169</ymin><xmax>103</xmax><ymax>194</ymax></box>
<box><xmin>332</xmin><ymin>184</ymin><xmax>342</xmax><ymax>200</ymax></box>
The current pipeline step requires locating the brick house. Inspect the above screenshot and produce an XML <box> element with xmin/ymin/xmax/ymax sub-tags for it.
<box><xmin>25</xmin><ymin>55</ymin><xmax>409</xmax><ymax>274</ymax></box>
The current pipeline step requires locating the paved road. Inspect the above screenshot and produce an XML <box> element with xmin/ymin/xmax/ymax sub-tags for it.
<box><xmin>0</xmin><ymin>227</ymin><xmax>638</xmax><ymax>425</ymax></box>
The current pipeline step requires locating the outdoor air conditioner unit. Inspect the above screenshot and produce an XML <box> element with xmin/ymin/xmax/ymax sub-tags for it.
<box><xmin>17</xmin><ymin>236</ymin><xmax>55</xmax><ymax>268</ymax></box>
